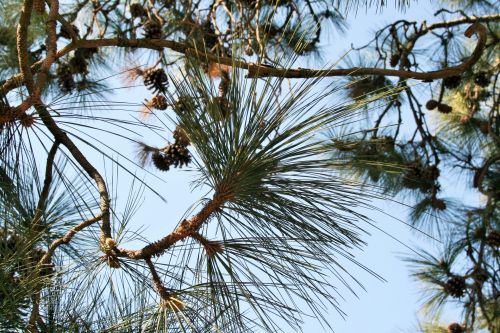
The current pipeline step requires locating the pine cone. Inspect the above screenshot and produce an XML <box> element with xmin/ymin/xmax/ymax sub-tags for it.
<box><xmin>143</xmin><ymin>19</ymin><xmax>163</xmax><ymax>39</ymax></box>
<box><xmin>173</xmin><ymin>96</ymin><xmax>195</xmax><ymax>115</ymax></box>
<box><xmin>431</xmin><ymin>197</ymin><xmax>446</xmax><ymax>210</ymax></box>
<box><xmin>425</xmin><ymin>99</ymin><xmax>439</xmax><ymax>110</ymax></box>
<box><xmin>218</xmin><ymin>71</ymin><xmax>230</xmax><ymax>98</ymax></box>
<box><xmin>473</xmin><ymin>71</ymin><xmax>490</xmax><ymax>88</ymax></box>
<box><xmin>151</xmin><ymin>95</ymin><xmax>168</xmax><ymax>110</ymax></box>
<box><xmin>437</xmin><ymin>103</ymin><xmax>453</xmax><ymax>114</ymax></box>
<box><xmin>75</xmin><ymin>47</ymin><xmax>98</xmax><ymax>60</ymax></box>
<box><xmin>151</xmin><ymin>144</ymin><xmax>191</xmax><ymax>172</ymax></box>
<box><xmin>389</xmin><ymin>54</ymin><xmax>399</xmax><ymax>67</ymax></box>
<box><xmin>421</xmin><ymin>165</ymin><xmax>439</xmax><ymax>181</ymax></box>
<box><xmin>444</xmin><ymin>276</ymin><xmax>466</xmax><ymax>298</ymax></box>
<box><xmin>143</xmin><ymin>68</ymin><xmax>168</xmax><ymax>94</ymax></box>
<box><xmin>130</xmin><ymin>3</ymin><xmax>146</xmax><ymax>18</ymax></box>
<box><xmin>201</xmin><ymin>21</ymin><xmax>218</xmax><ymax>50</ymax></box>
<box><xmin>478</xmin><ymin>121</ymin><xmax>490</xmax><ymax>135</ymax></box>
<box><xmin>163</xmin><ymin>144</ymin><xmax>191</xmax><ymax>168</ymax></box>
<box><xmin>59</xmin><ymin>24</ymin><xmax>79</xmax><ymax>40</ymax></box>
<box><xmin>400</xmin><ymin>56</ymin><xmax>410</xmax><ymax>68</ymax></box>
<box><xmin>486</xmin><ymin>230</ymin><xmax>500</xmax><ymax>248</ymax></box>
<box><xmin>447</xmin><ymin>323</ymin><xmax>464</xmax><ymax>333</ymax></box>
<box><xmin>245</xmin><ymin>45</ymin><xmax>254</xmax><ymax>56</ymax></box>
<box><xmin>56</xmin><ymin>63</ymin><xmax>75</xmax><ymax>93</ymax></box>
<box><xmin>173</xmin><ymin>126</ymin><xmax>190</xmax><ymax>146</ymax></box>
<box><xmin>152</xmin><ymin>151</ymin><xmax>172</xmax><ymax>171</ymax></box>
<box><xmin>69</xmin><ymin>55</ymin><xmax>88</xmax><ymax>74</ymax></box>
<box><xmin>443</xmin><ymin>76</ymin><xmax>461</xmax><ymax>89</ymax></box>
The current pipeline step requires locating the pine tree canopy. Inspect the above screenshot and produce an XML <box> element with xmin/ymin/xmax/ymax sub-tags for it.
<box><xmin>0</xmin><ymin>0</ymin><xmax>498</xmax><ymax>332</ymax></box>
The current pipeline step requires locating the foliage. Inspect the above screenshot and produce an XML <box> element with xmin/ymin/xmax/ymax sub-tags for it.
<box><xmin>330</xmin><ymin>0</ymin><xmax>499</xmax><ymax>331</ymax></box>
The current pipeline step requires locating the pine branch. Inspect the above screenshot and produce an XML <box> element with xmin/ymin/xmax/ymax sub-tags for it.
<box><xmin>32</xmin><ymin>141</ymin><xmax>60</xmax><ymax>229</ymax></box>
<box><xmin>117</xmin><ymin>187</ymin><xmax>233</xmax><ymax>259</ymax></box>
<box><xmin>33</xmin><ymin>102</ymin><xmax>112</xmax><ymax>243</ymax></box>
<box><xmin>33</xmin><ymin>0</ymin><xmax>59</xmax><ymax>99</ymax></box>
<box><xmin>1</xmin><ymin>21</ymin><xmax>491</xmax><ymax>99</ymax></box>
<box><xmin>16</xmin><ymin>0</ymin><xmax>35</xmax><ymax>94</ymax></box>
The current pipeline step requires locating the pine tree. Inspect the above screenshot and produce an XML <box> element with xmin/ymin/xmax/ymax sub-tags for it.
<box><xmin>0</xmin><ymin>0</ymin><xmax>496</xmax><ymax>332</ymax></box>
<box><xmin>328</xmin><ymin>1</ymin><xmax>499</xmax><ymax>331</ymax></box>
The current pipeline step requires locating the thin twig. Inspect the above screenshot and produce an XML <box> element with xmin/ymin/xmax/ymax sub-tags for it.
<box><xmin>32</xmin><ymin>140</ymin><xmax>60</xmax><ymax>228</ymax></box>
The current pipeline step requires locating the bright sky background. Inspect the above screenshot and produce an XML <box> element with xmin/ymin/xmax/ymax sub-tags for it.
<box><xmin>51</xmin><ymin>1</ymin><xmax>476</xmax><ymax>331</ymax></box>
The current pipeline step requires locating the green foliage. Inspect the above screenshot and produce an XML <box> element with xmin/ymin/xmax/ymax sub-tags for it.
<box><xmin>333</xmin><ymin>2</ymin><xmax>499</xmax><ymax>331</ymax></box>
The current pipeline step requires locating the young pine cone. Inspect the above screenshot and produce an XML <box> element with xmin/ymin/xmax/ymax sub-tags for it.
<box><xmin>150</xmin><ymin>95</ymin><xmax>168</xmax><ymax>110</ymax></box>
<box><xmin>443</xmin><ymin>75</ymin><xmax>461</xmax><ymax>90</ymax></box>
<box><xmin>437</xmin><ymin>103</ymin><xmax>453</xmax><ymax>114</ymax></box>
<box><xmin>486</xmin><ymin>230</ymin><xmax>500</xmax><ymax>248</ymax></box>
<box><xmin>130</xmin><ymin>3</ymin><xmax>146</xmax><ymax>18</ymax></box>
<box><xmin>444</xmin><ymin>276</ymin><xmax>466</xmax><ymax>298</ymax></box>
<box><xmin>143</xmin><ymin>19</ymin><xmax>163</xmax><ymax>39</ymax></box>
<box><xmin>447</xmin><ymin>323</ymin><xmax>464</xmax><ymax>333</ymax></box>
<box><xmin>425</xmin><ymin>100</ymin><xmax>439</xmax><ymax>110</ymax></box>
<box><xmin>56</xmin><ymin>63</ymin><xmax>75</xmax><ymax>93</ymax></box>
<box><xmin>143</xmin><ymin>68</ymin><xmax>169</xmax><ymax>94</ymax></box>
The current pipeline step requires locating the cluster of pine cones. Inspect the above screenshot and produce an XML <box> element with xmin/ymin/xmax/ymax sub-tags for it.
<box><xmin>402</xmin><ymin>162</ymin><xmax>439</xmax><ymax>193</ymax></box>
<box><xmin>128</xmin><ymin>3</ymin><xmax>164</xmax><ymax>39</ymax></box>
<box><xmin>151</xmin><ymin>127</ymin><xmax>191</xmax><ymax>172</ymax></box>
<box><xmin>444</xmin><ymin>276</ymin><xmax>466</xmax><ymax>298</ymax></box>
<box><xmin>56</xmin><ymin>47</ymin><xmax>98</xmax><ymax>94</ymax></box>
<box><xmin>425</xmin><ymin>71</ymin><xmax>492</xmax><ymax>116</ymax></box>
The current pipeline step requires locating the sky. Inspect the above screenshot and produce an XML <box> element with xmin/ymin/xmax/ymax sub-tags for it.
<box><xmin>40</xmin><ymin>0</ymin><xmax>473</xmax><ymax>332</ymax></box>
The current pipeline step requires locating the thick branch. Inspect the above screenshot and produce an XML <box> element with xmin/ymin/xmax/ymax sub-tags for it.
<box><xmin>117</xmin><ymin>189</ymin><xmax>232</xmax><ymax>260</ymax></box>
<box><xmin>1</xmin><ymin>22</ymin><xmax>490</xmax><ymax>98</ymax></box>
<box><xmin>246</xmin><ymin>22</ymin><xmax>487</xmax><ymax>78</ymax></box>
<box><xmin>17</xmin><ymin>0</ymin><xmax>35</xmax><ymax>94</ymax></box>
<box><xmin>33</xmin><ymin>103</ymin><xmax>111</xmax><ymax>241</ymax></box>
<box><xmin>33</xmin><ymin>0</ymin><xmax>60</xmax><ymax>99</ymax></box>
